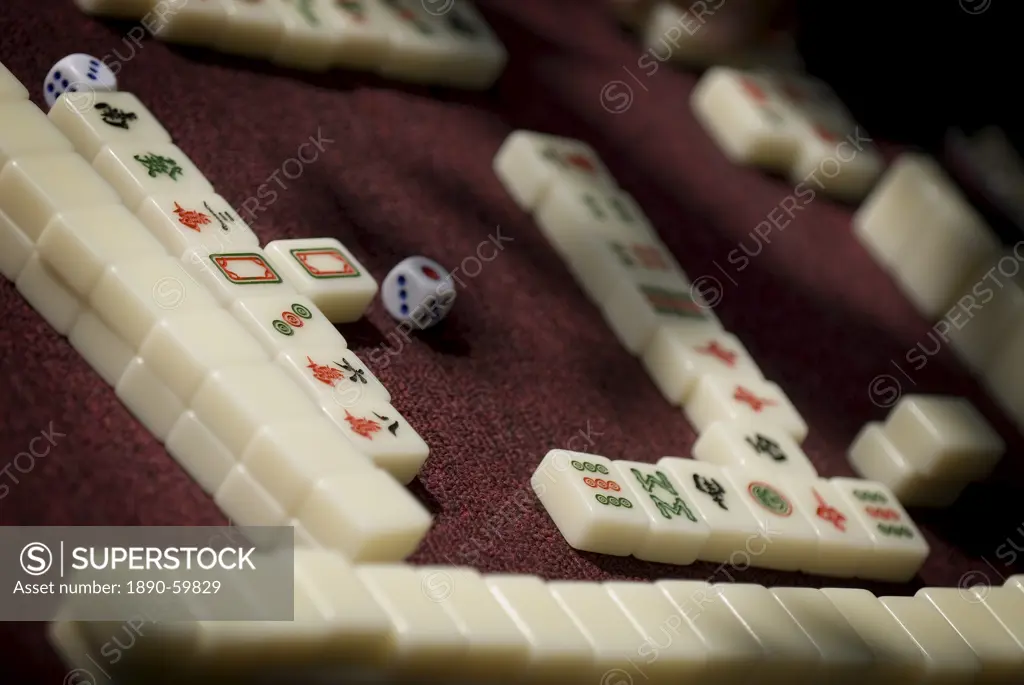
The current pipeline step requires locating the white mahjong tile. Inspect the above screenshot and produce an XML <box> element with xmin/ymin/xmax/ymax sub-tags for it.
<box><xmin>14</xmin><ymin>255</ymin><xmax>83</xmax><ymax>335</ymax></box>
<box><xmin>114</xmin><ymin>357</ymin><xmax>185</xmax><ymax>441</ymax></box>
<box><xmin>530</xmin><ymin>449</ymin><xmax>649</xmax><ymax>556</ymax></box>
<box><xmin>190</xmin><ymin>363</ymin><xmax>319</xmax><ymax>456</ymax></box>
<box><xmin>610</xmin><ymin>460</ymin><xmax>710</xmax><ymax>565</ymax></box>
<box><xmin>149</xmin><ymin>0</ymin><xmax>233</xmax><ymax>45</ymax></box>
<box><xmin>830</xmin><ymin>478</ymin><xmax>930</xmax><ymax>582</ymax></box>
<box><xmin>288</xmin><ymin>518</ymin><xmax>319</xmax><ymax>547</ymax></box>
<box><xmin>165</xmin><ymin>411</ymin><xmax>237</xmax><ymax>495</ymax></box>
<box><xmin>954</xmin><ymin>252</ymin><xmax>1024</xmax><ymax>372</ymax></box>
<box><xmin>692</xmin><ymin>419</ymin><xmax>816</xmax><ymax>479</ymax></box>
<box><xmin>372</xmin><ymin>0</ymin><xmax>461</xmax><ymax>84</ymax></box>
<box><xmin>354</xmin><ymin>564</ymin><xmax>467</xmax><ymax>677</ymax></box>
<box><xmin>220</xmin><ymin>0</ymin><xmax>289</xmax><ymax>58</ymax></box>
<box><xmin>642</xmin><ymin>329</ymin><xmax>764</xmax><ymax>406</ymax></box>
<box><xmin>602</xmin><ymin>276</ymin><xmax>722</xmax><ymax>354</ymax></box>
<box><xmin>416</xmin><ymin>566</ymin><xmax>530</xmax><ymax>682</ymax></box>
<box><xmin>426</xmin><ymin>0</ymin><xmax>507</xmax><ymax>90</ymax></box>
<box><xmin>276</xmin><ymin>346</ymin><xmax>390</xmax><ymax>414</ymax></box>
<box><xmin>181</xmin><ymin>246</ymin><xmax>297</xmax><ymax>306</ymax></box>
<box><xmin>821</xmin><ymin>588</ymin><xmax>928</xmax><ymax>684</ymax></box>
<box><xmin>0</xmin><ymin>61</ymin><xmax>28</xmax><ymax>101</ymax></box>
<box><xmin>68</xmin><ymin>311</ymin><xmax>135</xmax><ymax>387</ymax></box>
<box><xmin>48</xmin><ymin>92</ymin><xmax>172</xmax><ymax>162</ymax></box>
<box><xmin>325</xmin><ymin>0</ymin><xmax>392</xmax><ymax>70</ymax></box>
<box><xmin>878</xmin><ymin>597</ymin><xmax>981</xmax><ymax>683</ymax></box>
<box><xmin>535</xmin><ymin>181</ymin><xmax>657</xmax><ymax>258</ymax></box>
<box><xmin>89</xmin><ymin>256</ymin><xmax>220</xmax><ymax>350</ymax></box>
<box><xmin>241</xmin><ymin>416</ymin><xmax>372</xmax><ymax>513</ymax></box>
<box><xmin>36</xmin><ymin>205</ymin><xmax>167</xmax><ymax>297</ymax></box>
<box><xmin>296</xmin><ymin>469</ymin><xmax>432</xmax><ymax>561</ymax></box>
<box><xmin>566</xmin><ymin>234</ymin><xmax>683</xmax><ymax>304</ymax></box>
<box><xmin>484</xmin><ymin>574</ymin><xmax>595</xmax><ymax>684</ymax></box>
<box><xmin>714</xmin><ymin>584</ymin><xmax>821</xmax><ymax>684</ymax></box>
<box><xmin>322</xmin><ymin>397</ymin><xmax>428</xmax><ymax>484</ymax></box>
<box><xmin>656</xmin><ymin>458</ymin><xmax>765</xmax><ymax>565</ymax></box>
<box><xmin>720</xmin><ymin>468</ymin><xmax>819</xmax><ymax>572</ymax></box>
<box><xmin>916</xmin><ymin>587</ymin><xmax>1024</xmax><ymax>684</ymax></box>
<box><xmin>778</xmin><ymin>478</ymin><xmax>874</xmax><ymax>578</ymax></box>
<box><xmin>884</xmin><ymin>395</ymin><xmax>1005</xmax><ymax>482</ymax></box>
<box><xmin>271</xmin><ymin>0</ymin><xmax>375</xmax><ymax>70</ymax></box>
<box><xmin>770</xmin><ymin>588</ymin><xmax>874</xmax><ymax>685</ymax></box>
<box><xmin>230</xmin><ymin>293</ymin><xmax>347</xmax><ymax>354</ymax></box>
<box><xmin>136</xmin><ymin>193</ymin><xmax>259</xmax><ymax>257</ymax></box>
<box><xmin>685</xmin><ymin>374</ymin><xmax>808</xmax><ymax>443</ymax></box>
<box><xmin>492</xmin><ymin>130</ymin><xmax>618</xmax><ymax>211</ymax></box>
<box><xmin>548</xmin><ymin>582</ymin><xmax>651</xmax><ymax>685</ymax></box>
<box><xmin>0</xmin><ymin>153</ymin><xmax>121</xmax><ymax>241</ymax></box>
<box><xmin>92</xmin><ymin>143</ymin><xmax>213</xmax><ymax>212</ymax></box>
<box><xmin>0</xmin><ymin>209</ymin><xmax>33</xmax><ymax>281</ymax></box>
<box><xmin>656</xmin><ymin>581</ymin><xmax>765</xmax><ymax>683</ymax></box>
<box><xmin>263</xmin><ymin>238</ymin><xmax>378</xmax><ymax>322</ymax></box>
<box><xmin>138</xmin><ymin>309</ymin><xmax>270</xmax><ymax>403</ymax></box>
<box><xmin>0</xmin><ymin>100</ymin><xmax>73</xmax><ymax>167</ymax></box>
<box><xmin>603</xmin><ymin>582</ymin><xmax>709</xmax><ymax>684</ymax></box>
<box><xmin>214</xmin><ymin>464</ymin><xmax>290</xmax><ymax>526</ymax></box>
<box><xmin>690</xmin><ymin>67</ymin><xmax>805</xmax><ymax>172</ymax></box>
<box><xmin>973</xmin><ymin>587</ymin><xmax>1024</xmax><ymax>652</ymax></box>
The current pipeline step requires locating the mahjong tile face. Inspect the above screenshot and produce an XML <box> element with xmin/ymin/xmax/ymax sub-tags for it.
<box><xmin>685</xmin><ymin>375</ymin><xmax>808</xmax><ymax>443</ymax></box>
<box><xmin>537</xmin><ymin>184</ymin><xmax>658</xmax><ymax>259</ymax></box>
<box><xmin>566</xmin><ymin>235</ymin><xmax>681</xmax><ymax>305</ymax></box>
<box><xmin>273</xmin><ymin>0</ymin><xmax>380</xmax><ymax>71</ymax></box>
<box><xmin>92</xmin><ymin>142</ymin><xmax>213</xmax><ymax>212</ymax></box>
<box><xmin>601</xmin><ymin>275</ymin><xmax>722</xmax><ymax>354</ymax></box>
<box><xmin>182</xmin><ymin>247</ymin><xmax>296</xmax><ymax>306</ymax></box>
<box><xmin>322</xmin><ymin>397</ymin><xmax>428</xmax><ymax>484</ymax></box>
<box><xmin>691</xmin><ymin>419</ymin><xmax>814</xmax><ymax>479</ymax></box>
<box><xmin>276</xmin><ymin>346</ymin><xmax>390</xmax><ymax>412</ymax></box>
<box><xmin>47</xmin><ymin>92</ymin><xmax>172</xmax><ymax>162</ymax></box>
<box><xmin>219</xmin><ymin>0</ymin><xmax>290</xmax><ymax>58</ymax></box>
<box><xmin>137</xmin><ymin>193</ymin><xmax>259</xmax><ymax>257</ymax></box>
<box><xmin>643</xmin><ymin>329</ymin><xmax>765</xmax><ymax>406</ymax></box>
<box><xmin>230</xmin><ymin>294</ymin><xmax>348</xmax><ymax>355</ymax></box>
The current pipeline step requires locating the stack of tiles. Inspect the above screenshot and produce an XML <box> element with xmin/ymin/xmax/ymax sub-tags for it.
<box><xmin>0</xmin><ymin>62</ymin><xmax>431</xmax><ymax>561</ymax></box>
<box><xmin>74</xmin><ymin>0</ymin><xmax>507</xmax><ymax>90</ymax></box>
<box><xmin>532</xmin><ymin>448</ymin><xmax>929</xmax><ymax>581</ymax></box>
<box><xmin>849</xmin><ymin>394</ymin><xmax>1004</xmax><ymax>508</ymax></box>
<box><xmin>691</xmin><ymin>66</ymin><xmax>884</xmax><ymax>202</ymax></box>
<box><xmin>49</xmin><ymin>548</ymin><xmax>1024</xmax><ymax>685</ymax></box>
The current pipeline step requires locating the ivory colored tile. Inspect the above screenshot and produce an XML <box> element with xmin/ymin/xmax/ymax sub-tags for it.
<box><xmin>947</xmin><ymin>249</ymin><xmax>1024</xmax><ymax>373</ymax></box>
<box><xmin>221</xmin><ymin>0</ymin><xmax>289</xmax><ymax>58</ymax></box>
<box><xmin>0</xmin><ymin>209</ymin><xmax>33</xmax><ymax>281</ymax></box>
<box><xmin>325</xmin><ymin>0</ymin><xmax>392</xmax><ymax>69</ymax></box>
<box><xmin>92</xmin><ymin>143</ymin><xmax>213</xmax><ymax>212</ymax></box>
<box><xmin>428</xmin><ymin>0</ymin><xmax>508</xmax><ymax>90</ymax></box>
<box><xmin>972</xmin><ymin>587</ymin><xmax>1024</xmax><ymax>651</ymax></box>
<box><xmin>181</xmin><ymin>246</ymin><xmax>297</xmax><ymax>306</ymax></box>
<box><xmin>602</xmin><ymin>277</ymin><xmax>722</xmax><ymax>355</ymax></box>
<box><xmin>531</xmin><ymin>450</ymin><xmax>649</xmax><ymax>556</ymax></box>
<box><xmin>770</xmin><ymin>588</ymin><xmax>875</xmax><ymax>685</ymax></box>
<box><xmin>323</xmin><ymin>397</ymin><xmax>429</xmax><ymax>484</ymax></box>
<box><xmin>604</xmin><ymin>581</ymin><xmax>708</xmax><ymax>684</ymax></box>
<box><xmin>354</xmin><ymin>564</ymin><xmax>467</xmax><ymax>678</ymax></box>
<box><xmin>416</xmin><ymin>566</ymin><xmax>530</xmax><ymax>682</ymax></box>
<box><xmin>230</xmin><ymin>293</ymin><xmax>347</xmax><ymax>354</ymax></box>
<box><xmin>781</xmin><ymin>478</ymin><xmax>875</xmax><ymax>578</ymax></box>
<box><xmin>136</xmin><ymin>193</ymin><xmax>259</xmax><ymax>257</ymax></box>
<box><xmin>685</xmin><ymin>374</ymin><xmax>808</xmax><ymax>442</ymax></box>
<box><xmin>276</xmin><ymin>346</ymin><xmax>391</xmax><ymax>413</ymax></box>
<box><xmin>0</xmin><ymin>61</ymin><xmax>28</xmax><ymax>101</ymax></box>
<box><xmin>985</xmin><ymin>318</ymin><xmax>1024</xmax><ymax>435</ymax></box>
<box><xmin>693</xmin><ymin>418</ymin><xmax>817</xmax><ymax>479</ymax></box>
<box><xmin>165</xmin><ymin>411</ymin><xmax>236</xmax><ymax>495</ymax></box>
<box><xmin>15</xmin><ymin>254</ymin><xmax>83</xmax><ymax>335</ymax></box>
<box><xmin>0</xmin><ymin>100</ymin><xmax>73</xmax><ymax>167</ymax></box>
<box><xmin>1006</xmin><ymin>575</ymin><xmax>1024</xmax><ymax>594</ymax></box>
<box><xmin>272</xmin><ymin>0</ymin><xmax>378</xmax><ymax>70</ymax></box>
<box><xmin>535</xmin><ymin>182</ymin><xmax>657</xmax><ymax>258</ymax></box>
<box><xmin>821</xmin><ymin>587</ymin><xmax>928</xmax><ymax>685</ymax></box>
<box><xmin>878</xmin><ymin>596</ymin><xmax>981</xmax><ymax>685</ymax></box>
<box><xmin>916</xmin><ymin>587</ymin><xmax>1024</xmax><ymax>684</ymax></box>
<box><xmin>714</xmin><ymin>583</ymin><xmax>821</xmax><ymax>684</ymax></box>
<box><xmin>485</xmin><ymin>574</ymin><xmax>595</xmax><ymax>684</ymax></box>
<box><xmin>114</xmin><ymin>357</ymin><xmax>185</xmax><ymax>441</ymax></box>
<box><xmin>566</xmin><ymin>234</ymin><xmax>682</xmax><ymax>305</ymax></box>
<box><xmin>149</xmin><ymin>0</ymin><xmax>232</xmax><ymax>45</ymax></box>
<box><xmin>657</xmin><ymin>457</ymin><xmax>766</xmax><ymax>565</ymax></box>
<box><xmin>214</xmin><ymin>465</ymin><xmax>290</xmax><ymax>526</ymax></box>
<box><xmin>68</xmin><ymin>311</ymin><xmax>134</xmax><ymax>387</ymax></box>
<box><xmin>642</xmin><ymin>328</ymin><xmax>764</xmax><ymax>405</ymax></box>
<box><xmin>611</xmin><ymin>460</ymin><xmax>711</xmax><ymax>565</ymax></box>
<box><xmin>47</xmin><ymin>91</ymin><xmax>171</xmax><ymax>162</ymax></box>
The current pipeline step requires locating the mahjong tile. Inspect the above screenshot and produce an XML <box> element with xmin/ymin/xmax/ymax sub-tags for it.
<box><xmin>720</xmin><ymin>469</ymin><xmax>819</xmax><ymax>572</ymax></box>
<box><xmin>230</xmin><ymin>293</ymin><xmax>347</xmax><ymax>354</ymax></box>
<box><xmin>47</xmin><ymin>92</ymin><xmax>172</xmax><ymax>162</ymax></box>
<box><xmin>114</xmin><ymin>357</ymin><xmax>185</xmax><ymax>442</ymax></box>
<box><xmin>0</xmin><ymin>100</ymin><xmax>73</xmax><ymax>167</ymax></box>
<box><xmin>165</xmin><ymin>411</ymin><xmax>237</xmax><ymax>495</ymax></box>
<box><xmin>535</xmin><ymin>181</ymin><xmax>656</xmax><ymax>258</ymax></box>
<box><xmin>427</xmin><ymin>0</ymin><xmax>507</xmax><ymax>90</ymax></box>
<box><xmin>325</xmin><ymin>0</ymin><xmax>392</xmax><ymax>70</ymax></box>
<box><xmin>190</xmin><ymin>363</ymin><xmax>319</xmax><ymax>456</ymax></box>
<box><xmin>830</xmin><ymin>478</ymin><xmax>930</xmax><ymax>582</ymax></box>
<box><xmin>372</xmin><ymin>0</ymin><xmax>461</xmax><ymax>83</ymax></box>
<box><xmin>149</xmin><ymin>0</ymin><xmax>233</xmax><ymax>45</ymax></box>
<box><xmin>1006</xmin><ymin>576</ymin><xmax>1024</xmax><ymax>594</ymax></box>
<box><xmin>610</xmin><ymin>460</ymin><xmax>710</xmax><ymax>565</ymax></box>
<box><xmin>214</xmin><ymin>464</ymin><xmax>290</xmax><ymax>526</ymax></box>
<box><xmin>136</xmin><ymin>193</ymin><xmax>259</xmax><ymax>257</ymax></box>
<box><xmin>642</xmin><ymin>329</ymin><xmax>764</xmax><ymax>406</ymax></box>
<box><xmin>15</xmin><ymin>255</ymin><xmax>83</xmax><ymax>335</ymax></box>
<box><xmin>685</xmin><ymin>375</ymin><xmax>808</xmax><ymax>443</ymax></box>
<box><xmin>220</xmin><ymin>0</ymin><xmax>289</xmax><ymax>58</ymax></box>
<box><xmin>89</xmin><ymin>256</ymin><xmax>220</xmax><ymax>350</ymax></box>
<box><xmin>0</xmin><ymin>153</ymin><xmax>121</xmax><ymax>241</ymax></box>
<box><xmin>241</xmin><ymin>416</ymin><xmax>372</xmax><ymax>513</ymax></box>
<box><xmin>788</xmin><ymin>112</ymin><xmax>883</xmax><ymax>202</ymax></box>
<box><xmin>949</xmin><ymin>250</ymin><xmax>1024</xmax><ymax>373</ymax></box>
<box><xmin>973</xmin><ymin>587</ymin><xmax>1024</xmax><ymax>652</ymax></box>
<box><xmin>531</xmin><ymin>450</ymin><xmax>649</xmax><ymax>556</ymax></box>
<box><xmin>92</xmin><ymin>143</ymin><xmax>213</xmax><ymax>212</ymax></box>
<box><xmin>263</xmin><ymin>238</ymin><xmax>378</xmax><ymax>322</ymax></box>
<box><xmin>36</xmin><ymin>205</ymin><xmax>167</xmax><ymax>297</ymax></box>
<box><xmin>322</xmin><ymin>397</ymin><xmax>428</xmax><ymax>484</ymax></box>
<box><xmin>0</xmin><ymin>209</ymin><xmax>32</xmax><ymax>281</ymax></box>
<box><xmin>878</xmin><ymin>597</ymin><xmax>981</xmax><ymax>683</ymax></box>
<box><xmin>138</xmin><ymin>309</ymin><xmax>270</xmax><ymax>403</ymax></box>
<box><xmin>602</xmin><ymin>276</ymin><xmax>722</xmax><ymax>354</ymax></box>
<box><xmin>297</xmin><ymin>468</ymin><xmax>432</xmax><ymax>561</ymax></box>
<box><xmin>778</xmin><ymin>478</ymin><xmax>874</xmax><ymax>578</ymax></box>
<box><xmin>272</xmin><ymin>0</ymin><xmax>375</xmax><ymax>70</ymax></box>
<box><xmin>276</xmin><ymin>346</ymin><xmax>390</xmax><ymax>414</ymax></box>
<box><xmin>0</xmin><ymin>61</ymin><xmax>28</xmax><ymax>101</ymax></box>
<box><xmin>492</xmin><ymin>130</ymin><xmax>618</xmax><ymax>211</ymax></box>
<box><xmin>68</xmin><ymin>311</ymin><xmax>135</xmax><ymax>387</ymax></box>
<box><xmin>181</xmin><ymin>246</ymin><xmax>297</xmax><ymax>306</ymax></box>
<box><xmin>692</xmin><ymin>419</ymin><xmax>816</xmax><ymax>479</ymax></box>
<box><xmin>656</xmin><ymin>458</ymin><xmax>765</xmax><ymax>565</ymax></box>
<box><xmin>484</xmin><ymin>574</ymin><xmax>595</xmax><ymax>684</ymax></box>
<box><xmin>566</xmin><ymin>234</ymin><xmax>684</xmax><ymax>304</ymax></box>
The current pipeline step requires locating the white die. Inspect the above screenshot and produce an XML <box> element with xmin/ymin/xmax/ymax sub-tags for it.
<box><xmin>43</xmin><ymin>54</ymin><xmax>116</xmax><ymax>109</ymax></box>
<box><xmin>381</xmin><ymin>256</ymin><xmax>456</xmax><ymax>329</ymax></box>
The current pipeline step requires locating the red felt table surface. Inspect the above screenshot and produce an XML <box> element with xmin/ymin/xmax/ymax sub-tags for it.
<box><xmin>1</xmin><ymin>1</ymin><xmax>1023</xmax><ymax>682</ymax></box>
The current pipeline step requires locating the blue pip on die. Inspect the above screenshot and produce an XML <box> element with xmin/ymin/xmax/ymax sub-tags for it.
<box><xmin>44</xmin><ymin>54</ymin><xmax>117</xmax><ymax>109</ymax></box>
<box><xmin>381</xmin><ymin>256</ymin><xmax>456</xmax><ymax>329</ymax></box>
